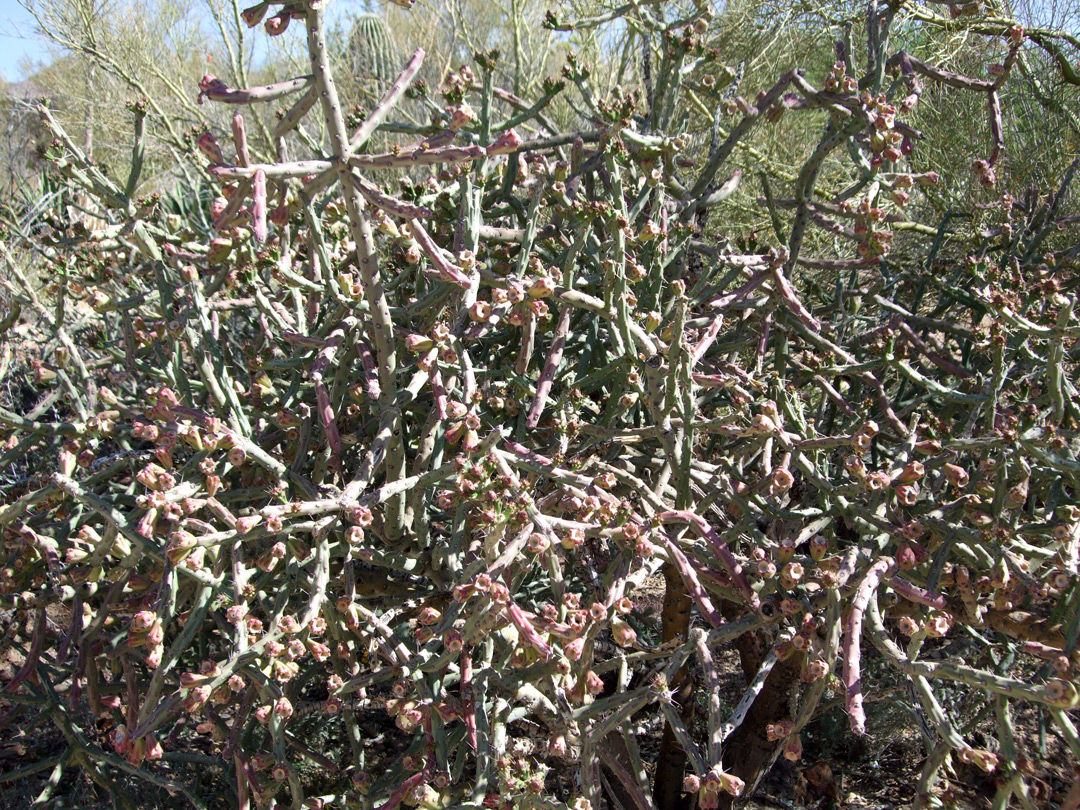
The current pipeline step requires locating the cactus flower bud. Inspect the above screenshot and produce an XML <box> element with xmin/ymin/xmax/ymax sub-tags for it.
<box><xmin>488</xmin><ymin>128</ymin><xmax>523</xmax><ymax>155</ymax></box>
<box><xmin>1046</xmin><ymin>678</ymin><xmax>1079</xmax><ymax>708</ymax></box>
<box><xmin>166</xmin><ymin>531</ymin><xmax>198</xmax><ymax>565</ymax></box>
<box><xmin>264</xmin><ymin>12</ymin><xmax>290</xmax><ymax>36</ymax></box>
<box><xmin>469</xmin><ymin>300</ymin><xmax>492</xmax><ymax>322</ymax></box>
<box><xmin>585</xmin><ymin>670</ymin><xmax>605</xmax><ymax>695</ymax></box>
<box><xmin>943</xmin><ymin>463</ymin><xmax>969</xmax><ymax>488</ymax></box>
<box><xmin>274</xmin><ymin>696</ymin><xmax>293</xmax><ymax>719</ymax></box>
<box><xmin>802</xmin><ymin>659</ymin><xmax>829</xmax><ymax>681</ymax></box>
<box><xmin>925</xmin><ymin>614</ymin><xmax>951</xmax><ymax>637</ymax></box>
<box><xmin>240</xmin><ymin>3</ymin><xmax>268</xmax><ymax>27</ymax></box>
<box><xmin>447</xmin><ymin>103</ymin><xmax>476</xmax><ymax>131</ymax></box>
<box><xmin>196</xmin><ymin>131</ymin><xmax>224</xmax><ymax>164</ymax></box>
<box><xmin>612</xmin><ymin>618</ymin><xmax>636</xmax><ymax>647</ymax></box>
<box><xmin>782</xmin><ymin>735</ymin><xmax>803</xmax><ymax>761</ymax></box>
<box><xmin>418</xmin><ymin>606</ymin><xmax>442</xmax><ymax>626</ymax></box>
<box><xmin>184</xmin><ymin>685</ymin><xmax>211</xmax><ymax>712</ymax></box>
<box><xmin>770</xmin><ymin>467</ymin><xmax>794</xmax><ymax>493</ymax></box>
<box><xmin>113</xmin><ymin>724</ymin><xmax>131</xmax><ymax>755</ymax></box>
<box><xmin>145</xmin><ymin>733</ymin><xmax>164</xmax><ymax>761</ymax></box>
<box><xmin>766</xmin><ymin>719</ymin><xmax>795</xmax><ymax>741</ymax></box>
<box><xmin>866</xmin><ymin>471</ymin><xmax>891</xmax><ymax>491</ymax></box>
<box><xmin>235</xmin><ymin>515</ymin><xmax>261</xmax><ymax>534</ymax></box>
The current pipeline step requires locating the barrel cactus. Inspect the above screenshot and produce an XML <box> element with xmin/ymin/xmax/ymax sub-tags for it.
<box><xmin>348</xmin><ymin>13</ymin><xmax>396</xmax><ymax>93</ymax></box>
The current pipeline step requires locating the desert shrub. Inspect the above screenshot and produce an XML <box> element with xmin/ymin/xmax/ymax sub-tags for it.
<box><xmin>1</xmin><ymin>1</ymin><xmax>1079</xmax><ymax>809</ymax></box>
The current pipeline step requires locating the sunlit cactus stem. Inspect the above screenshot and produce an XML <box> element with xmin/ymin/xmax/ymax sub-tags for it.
<box><xmin>844</xmin><ymin>557</ymin><xmax>896</xmax><ymax>735</ymax></box>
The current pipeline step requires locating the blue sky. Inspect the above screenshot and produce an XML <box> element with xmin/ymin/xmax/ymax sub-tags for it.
<box><xmin>0</xmin><ymin>0</ymin><xmax>52</xmax><ymax>82</ymax></box>
<box><xmin>2</xmin><ymin>0</ymin><xmax>1073</xmax><ymax>85</ymax></box>
<box><xmin>0</xmin><ymin>0</ymin><xmax>376</xmax><ymax>84</ymax></box>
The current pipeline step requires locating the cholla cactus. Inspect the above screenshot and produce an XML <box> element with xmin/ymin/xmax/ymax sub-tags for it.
<box><xmin>1</xmin><ymin>1</ymin><xmax>1079</xmax><ymax>810</ymax></box>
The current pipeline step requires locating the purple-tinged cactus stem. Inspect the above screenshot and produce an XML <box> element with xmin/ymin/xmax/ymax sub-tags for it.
<box><xmin>844</xmin><ymin>557</ymin><xmax>896</xmax><ymax>735</ymax></box>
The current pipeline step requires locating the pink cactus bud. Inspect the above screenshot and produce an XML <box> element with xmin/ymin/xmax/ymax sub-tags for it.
<box><xmin>452</xmin><ymin>584</ymin><xmax>473</xmax><ymax>603</ymax></box>
<box><xmin>782</xmin><ymin>564</ymin><xmax>804</xmax><ymax>588</ymax></box>
<box><xmin>277</xmin><ymin>614</ymin><xmax>300</xmax><ymax>634</ymax></box>
<box><xmin>943</xmin><ymin>463</ymin><xmax>969</xmax><ymax>488</ymax></box>
<box><xmin>895</xmin><ymin>483</ymin><xmax>919</xmax><ymax>505</ymax></box>
<box><xmin>487</xmin><ymin>129</ymin><xmax>523</xmax><ymax>155</ymax></box>
<box><xmin>770</xmin><ymin>467</ymin><xmax>794</xmax><ymax>493</ymax></box>
<box><xmin>347</xmin><ymin>504</ymin><xmax>374</xmax><ymax>527</ymax></box>
<box><xmin>713</xmin><ymin>768</ymin><xmax>745</xmax><ymax>797</ymax></box>
<box><xmin>113</xmin><ymin>725</ymin><xmax>131</xmax><ymax>755</ymax></box>
<box><xmin>897</xmin><ymin>616</ymin><xmax>919</xmax><ymax>636</ymax></box>
<box><xmin>1046</xmin><ymin>678</ymin><xmax>1079</xmax><ymax>708</ymax></box>
<box><xmin>561</xmin><ymin>527</ymin><xmax>585</xmax><ymax>549</ymax></box>
<box><xmin>469</xmin><ymin>300</ymin><xmax>492</xmax><ymax>322</ymax></box>
<box><xmin>444</xmin><ymin>628</ymin><xmax>464</xmax><ymax>653</ymax></box>
<box><xmin>180</xmin><ymin>671</ymin><xmax>209</xmax><ymax>688</ymax></box>
<box><xmin>418</xmin><ymin>606</ymin><xmax>442</xmax><ymax>626</ymax></box>
<box><xmin>184</xmin><ymin>685</ymin><xmax>211</xmax><ymax>712</ymax></box>
<box><xmin>198</xmin><ymin>73</ymin><xmax>228</xmax><ymax>96</ymax></box>
<box><xmin>802</xmin><ymin>659</ymin><xmax>829</xmax><ymax>682</ymax></box>
<box><xmin>264</xmin><ymin>12</ymin><xmax>290</xmax><ymax>36</ymax></box>
<box><xmin>235</xmin><ymin>515</ymin><xmax>261</xmax><ymax>534</ymax></box>
<box><xmin>196</xmin><ymin>131</ymin><xmax>224</xmax><ymax>164</ymax></box>
<box><xmin>612</xmin><ymin>618</ymin><xmax>637</xmax><ymax>647</ymax></box>
<box><xmin>782</xmin><ymin>735</ymin><xmax>803</xmax><ymax>761</ymax></box>
<box><xmin>406</xmin><ymin>333</ymin><xmax>435</xmax><ymax>352</ymax></box>
<box><xmin>491</xmin><ymin>582</ymin><xmax>510</xmax><ymax>604</ymax></box>
<box><xmin>865</xmin><ymin>470</ymin><xmax>891</xmax><ymax>491</ymax></box>
<box><xmin>145</xmin><ymin>733</ymin><xmax>164</xmax><ymax>761</ymax></box>
<box><xmin>447</xmin><ymin>103</ymin><xmax>476</xmax><ymax>131</ymax></box>
<box><xmin>585</xmin><ymin>670</ymin><xmax>605</xmax><ymax>695</ymax></box>
<box><xmin>241</xmin><ymin>3</ymin><xmax>267</xmax><ymax>27</ymax></box>
<box><xmin>265</xmin><ymin>640</ymin><xmax>285</xmax><ymax>658</ymax></box>
<box><xmin>274</xmin><ymin>696</ymin><xmax>293</xmax><ymax>719</ymax></box>
<box><xmin>526</xmin><ymin>533</ymin><xmax>549</xmax><ymax>553</ymax></box>
<box><xmin>925</xmin><ymin>614</ymin><xmax>951</xmax><ymax>637</ymax></box>
<box><xmin>767</xmin><ymin>720</ymin><xmax>795</xmax><ymax>740</ymax></box>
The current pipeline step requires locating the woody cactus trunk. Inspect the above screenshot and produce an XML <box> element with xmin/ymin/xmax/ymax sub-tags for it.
<box><xmin>1</xmin><ymin>1</ymin><xmax>1080</xmax><ymax>809</ymax></box>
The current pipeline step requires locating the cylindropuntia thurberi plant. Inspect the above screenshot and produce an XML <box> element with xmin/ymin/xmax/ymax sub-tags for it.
<box><xmin>1</xmin><ymin>0</ymin><xmax>1079</xmax><ymax>808</ymax></box>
